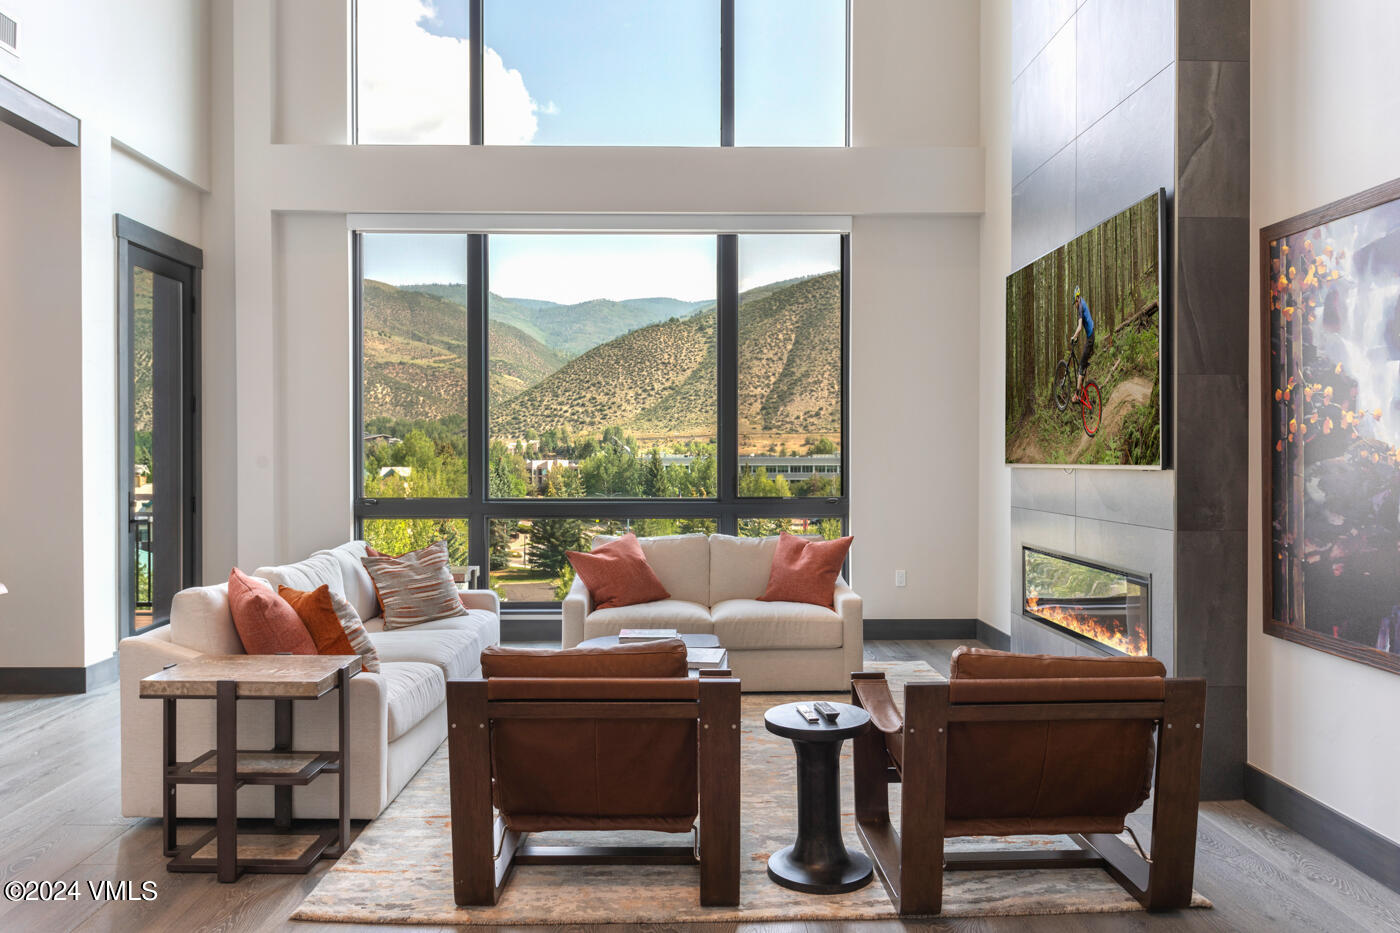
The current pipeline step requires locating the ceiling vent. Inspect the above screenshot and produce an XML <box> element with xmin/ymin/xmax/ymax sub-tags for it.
<box><xmin>0</xmin><ymin>10</ymin><xmax>17</xmax><ymax>57</ymax></box>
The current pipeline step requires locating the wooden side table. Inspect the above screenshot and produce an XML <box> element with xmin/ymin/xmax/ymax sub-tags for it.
<box><xmin>763</xmin><ymin>701</ymin><xmax>873</xmax><ymax>894</ymax></box>
<box><xmin>140</xmin><ymin>654</ymin><xmax>361</xmax><ymax>882</ymax></box>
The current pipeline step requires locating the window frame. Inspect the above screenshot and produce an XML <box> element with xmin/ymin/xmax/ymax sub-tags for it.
<box><xmin>350</xmin><ymin>0</ymin><xmax>851</xmax><ymax>147</ymax></box>
<box><xmin>353</xmin><ymin>228</ymin><xmax>849</xmax><ymax>612</ymax></box>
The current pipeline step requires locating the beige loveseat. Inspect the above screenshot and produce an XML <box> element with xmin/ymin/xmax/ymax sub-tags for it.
<box><xmin>562</xmin><ymin>533</ymin><xmax>862</xmax><ymax>692</ymax></box>
<box><xmin>119</xmin><ymin>540</ymin><xmax>499</xmax><ymax>821</ymax></box>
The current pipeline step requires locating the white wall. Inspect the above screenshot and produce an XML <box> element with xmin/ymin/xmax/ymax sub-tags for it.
<box><xmin>850</xmin><ymin>216</ymin><xmax>981</xmax><ymax>618</ymax></box>
<box><xmin>0</xmin><ymin>126</ymin><xmax>85</xmax><ymax>667</ymax></box>
<box><xmin>976</xmin><ymin>0</ymin><xmax>1012</xmax><ymax>635</ymax></box>
<box><xmin>1249</xmin><ymin>0</ymin><xmax>1400</xmax><ymax>842</ymax></box>
<box><xmin>0</xmin><ymin>2</ymin><xmax>209</xmax><ymax>669</ymax></box>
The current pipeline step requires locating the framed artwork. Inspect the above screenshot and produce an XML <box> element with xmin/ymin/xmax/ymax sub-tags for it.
<box><xmin>1005</xmin><ymin>191</ymin><xmax>1167</xmax><ymax>467</ymax></box>
<box><xmin>1262</xmin><ymin>177</ymin><xmax>1400</xmax><ymax>674</ymax></box>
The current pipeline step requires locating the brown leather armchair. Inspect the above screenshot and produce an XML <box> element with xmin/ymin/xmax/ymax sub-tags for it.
<box><xmin>446</xmin><ymin>639</ymin><xmax>741</xmax><ymax>906</ymax></box>
<box><xmin>851</xmin><ymin>647</ymin><xmax>1205</xmax><ymax>915</ymax></box>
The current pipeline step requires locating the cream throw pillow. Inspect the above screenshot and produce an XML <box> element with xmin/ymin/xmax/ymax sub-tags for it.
<box><xmin>328</xmin><ymin>589</ymin><xmax>381</xmax><ymax>673</ymax></box>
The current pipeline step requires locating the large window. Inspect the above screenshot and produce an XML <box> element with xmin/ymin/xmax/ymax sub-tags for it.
<box><xmin>356</xmin><ymin>229</ymin><xmax>847</xmax><ymax>607</ymax></box>
<box><xmin>354</xmin><ymin>0</ymin><xmax>847</xmax><ymax>146</ymax></box>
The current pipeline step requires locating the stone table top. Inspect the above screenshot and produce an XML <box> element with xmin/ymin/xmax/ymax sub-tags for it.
<box><xmin>140</xmin><ymin>655</ymin><xmax>362</xmax><ymax>699</ymax></box>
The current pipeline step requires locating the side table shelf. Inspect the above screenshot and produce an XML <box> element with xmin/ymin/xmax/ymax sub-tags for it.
<box><xmin>140</xmin><ymin>655</ymin><xmax>361</xmax><ymax>883</ymax></box>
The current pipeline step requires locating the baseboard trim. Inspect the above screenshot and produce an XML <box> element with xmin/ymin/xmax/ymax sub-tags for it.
<box><xmin>863</xmin><ymin>619</ymin><xmax>978</xmax><ymax>640</ymax></box>
<box><xmin>1244</xmin><ymin>764</ymin><xmax>1400</xmax><ymax>894</ymax></box>
<box><xmin>501</xmin><ymin>616</ymin><xmax>563</xmax><ymax>643</ymax></box>
<box><xmin>976</xmin><ymin>620</ymin><xmax>1012</xmax><ymax>651</ymax></box>
<box><xmin>0</xmin><ymin>654</ymin><xmax>118</xmax><ymax>695</ymax></box>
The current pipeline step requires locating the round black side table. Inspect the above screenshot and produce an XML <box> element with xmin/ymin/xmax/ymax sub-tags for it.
<box><xmin>763</xmin><ymin>702</ymin><xmax>873</xmax><ymax>894</ymax></box>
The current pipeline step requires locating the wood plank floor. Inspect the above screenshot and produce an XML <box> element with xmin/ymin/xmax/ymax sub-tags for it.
<box><xmin>2</xmin><ymin>639</ymin><xmax>1397</xmax><ymax>932</ymax></box>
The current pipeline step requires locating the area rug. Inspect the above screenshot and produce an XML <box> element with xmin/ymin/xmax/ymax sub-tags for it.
<box><xmin>293</xmin><ymin>660</ymin><xmax>1209</xmax><ymax>923</ymax></box>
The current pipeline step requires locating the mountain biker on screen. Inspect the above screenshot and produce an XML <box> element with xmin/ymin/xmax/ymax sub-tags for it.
<box><xmin>1069</xmin><ymin>285</ymin><xmax>1095</xmax><ymax>402</ymax></box>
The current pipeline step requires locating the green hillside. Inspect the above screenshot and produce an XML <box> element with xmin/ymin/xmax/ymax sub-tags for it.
<box><xmin>491</xmin><ymin>272</ymin><xmax>841</xmax><ymax>439</ymax></box>
<box><xmin>362</xmin><ymin>279</ymin><xmax>566</xmax><ymax>420</ymax></box>
<box><xmin>401</xmin><ymin>283</ymin><xmax>711</xmax><ymax>356</ymax></box>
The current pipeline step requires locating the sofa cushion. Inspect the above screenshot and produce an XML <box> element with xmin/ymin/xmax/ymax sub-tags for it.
<box><xmin>370</xmin><ymin>625</ymin><xmax>490</xmax><ymax>681</ymax></box>
<box><xmin>583</xmin><ymin>599</ymin><xmax>713</xmax><ymax>637</ymax></box>
<box><xmin>170</xmin><ymin>581</ymin><xmax>255</xmax><ymax>655</ymax></box>
<box><xmin>279</xmin><ymin>584</ymin><xmax>356</xmax><ymax>656</ymax></box>
<box><xmin>362</xmin><ymin>540</ymin><xmax>463</xmax><ymax>629</ymax></box>
<box><xmin>567</xmin><ymin>533</ymin><xmax>671</xmax><ymax>610</ymax></box>
<box><xmin>759</xmin><ymin>532</ymin><xmax>853</xmax><ymax>609</ymax></box>
<box><xmin>591</xmin><ymin>533</ymin><xmax>709</xmax><ymax>606</ymax></box>
<box><xmin>313</xmin><ymin>542</ymin><xmax>379</xmax><ymax>623</ymax></box>
<box><xmin>709</xmin><ymin>534</ymin><xmax>779</xmax><ymax>604</ymax></box>
<box><xmin>711</xmin><ymin>598</ymin><xmax>844</xmax><ymax>649</ymax></box>
<box><xmin>253</xmin><ymin>552</ymin><xmax>344</xmax><ymax>598</ymax></box>
<box><xmin>382</xmin><ymin>661</ymin><xmax>446</xmax><ymax>742</ymax></box>
<box><xmin>227</xmin><ymin>569</ymin><xmax>317</xmax><ymax>655</ymax></box>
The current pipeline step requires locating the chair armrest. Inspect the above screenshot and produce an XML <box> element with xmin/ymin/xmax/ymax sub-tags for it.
<box><xmin>458</xmin><ymin>589</ymin><xmax>500</xmax><ymax>616</ymax></box>
<box><xmin>852</xmin><ymin>674</ymin><xmax>905</xmax><ymax>735</ymax></box>
<box><xmin>561</xmin><ymin>574</ymin><xmax>592</xmax><ymax>648</ymax></box>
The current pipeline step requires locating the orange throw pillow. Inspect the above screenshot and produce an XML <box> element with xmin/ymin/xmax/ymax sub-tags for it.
<box><xmin>227</xmin><ymin>568</ymin><xmax>317</xmax><ymax>655</ymax></box>
<box><xmin>758</xmin><ymin>532</ymin><xmax>854</xmax><ymax>609</ymax></box>
<box><xmin>279</xmin><ymin>584</ymin><xmax>357</xmax><ymax>656</ymax></box>
<box><xmin>566</xmin><ymin>533</ymin><xmax>671</xmax><ymax>610</ymax></box>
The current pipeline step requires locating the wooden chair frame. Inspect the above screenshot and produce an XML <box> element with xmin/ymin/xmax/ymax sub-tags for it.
<box><xmin>446</xmin><ymin>671</ymin><xmax>742</xmax><ymax>907</ymax></box>
<box><xmin>851</xmin><ymin>672</ymin><xmax>1206</xmax><ymax>915</ymax></box>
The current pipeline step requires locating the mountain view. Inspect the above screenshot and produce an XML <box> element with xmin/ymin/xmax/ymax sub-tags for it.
<box><xmin>361</xmin><ymin>271</ymin><xmax>841</xmax><ymax>446</ymax></box>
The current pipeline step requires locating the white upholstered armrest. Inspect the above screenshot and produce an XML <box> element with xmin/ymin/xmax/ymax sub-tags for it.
<box><xmin>834</xmin><ymin>576</ymin><xmax>865</xmax><ymax>677</ymax></box>
<box><xmin>458</xmin><ymin>589</ymin><xmax>500</xmax><ymax>616</ymax></box>
<box><xmin>561</xmin><ymin>574</ymin><xmax>592</xmax><ymax>647</ymax></box>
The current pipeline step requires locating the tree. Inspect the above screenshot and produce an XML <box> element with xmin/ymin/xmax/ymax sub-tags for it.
<box><xmin>643</xmin><ymin>448</ymin><xmax>673</xmax><ymax>497</ymax></box>
<box><xmin>489</xmin><ymin>520</ymin><xmax>514</xmax><ymax>571</ymax></box>
<box><xmin>526</xmin><ymin>519</ymin><xmax>584</xmax><ymax>575</ymax></box>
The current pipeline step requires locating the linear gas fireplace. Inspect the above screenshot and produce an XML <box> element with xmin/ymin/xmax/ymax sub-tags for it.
<box><xmin>1022</xmin><ymin>547</ymin><xmax>1151</xmax><ymax>657</ymax></box>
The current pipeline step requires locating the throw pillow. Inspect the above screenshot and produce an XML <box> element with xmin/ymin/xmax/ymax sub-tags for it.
<box><xmin>331</xmin><ymin>589</ymin><xmax>381</xmax><ymax>673</ymax></box>
<box><xmin>361</xmin><ymin>539</ymin><xmax>463</xmax><ymax>629</ymax></box>
<box><xmin>227</xmin><ymin>568</ymin><xmax>317</xmax><ymax>655</ymax></box>
<box><xmin>757</xmin><ymin>531</ymin><xmax>854</xmax><ymax>609</ymax></box>
<box><xmin>278</xmin><ymin>584</ymin><xmax>357</xmax><ymax>656</ymax></box>
<box><xmin>565</xmin><ymin>533</ymin><xmax>670</xmax><ymax>610</ymax></box>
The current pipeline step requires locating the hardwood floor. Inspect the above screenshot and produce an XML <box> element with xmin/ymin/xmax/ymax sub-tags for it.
<box><xmin>2</xmin><ymin>639</ymin><xmax>1397</xmax><ymax>932</ymax></box>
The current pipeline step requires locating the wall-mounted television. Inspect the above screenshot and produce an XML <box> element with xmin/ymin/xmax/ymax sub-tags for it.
<box><xmin>1004</xmin><ymin>190</ymin><xmax>1168</xmax><ymax>468</ymax></box>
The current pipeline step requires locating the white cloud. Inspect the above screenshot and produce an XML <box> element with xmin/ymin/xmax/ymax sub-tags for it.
<box><xmin>482</xmin><ymin>48</ymin><xmax>540</xmax><ymax>145</ymax></box>
<box><xmin>356</xmin><ymin>0</ymin><xmax>544</xmax><ymax>145</ymax></box>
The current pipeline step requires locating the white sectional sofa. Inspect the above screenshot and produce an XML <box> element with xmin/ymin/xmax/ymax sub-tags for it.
<box><xmin>119</xmin><ymin>540</ymin><xmax>499</xmax><ymax>821</ymax></box>
<box><xmin>562</xmin><ymin>533</ymin><xmax>862</xmax><ymax>692</ymax></box>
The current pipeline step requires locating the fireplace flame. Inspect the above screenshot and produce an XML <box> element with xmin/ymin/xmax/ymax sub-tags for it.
<box><xmin>1025</xmin><ymin>596</ymin><xmax>1150</xmax><ymax>657</ymax></box>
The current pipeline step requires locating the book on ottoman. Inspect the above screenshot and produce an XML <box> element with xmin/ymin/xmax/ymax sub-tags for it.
<box><xmin>617</xmin><ymin>628</ymin><xmax>680</xmax><ymax>643</ymax></box>
<box><xmin>686</xmin><ymin>647</ymin><xmax>728</xmax><ymax>670</ymax></box>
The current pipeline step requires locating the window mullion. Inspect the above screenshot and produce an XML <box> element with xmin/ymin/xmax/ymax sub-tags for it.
<box><xmin>720</xmin><ymin>0</ymin><xmax>735</xmax><ymax>146</ymax></box>
<box><xmin>469</xmin><ymin>0</ymin><xmax>484</xmax><ymax>145</ymax></box>
<box><xmin>717</xmin><ymin>234</ymin><xmax>739</xmax><ymax>506</ymax></box>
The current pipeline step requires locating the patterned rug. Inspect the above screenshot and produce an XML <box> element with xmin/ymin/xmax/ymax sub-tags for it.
<box><xmin>293</xmin><ymin>661</ymin><xmax>1209</xmax><ymax>923</ymax></box>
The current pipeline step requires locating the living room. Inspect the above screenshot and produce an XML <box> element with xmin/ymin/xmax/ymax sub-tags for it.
<box><xmin>1</xmin><ymin>0</ymin><xmax>1398</xmax><ymax>929</ymax></box>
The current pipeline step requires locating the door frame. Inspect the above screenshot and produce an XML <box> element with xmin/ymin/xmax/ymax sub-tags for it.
<box><xmin>116</xmin><ymin>215</ymin><xmax>202</xmax><ymax>639</ymax></box>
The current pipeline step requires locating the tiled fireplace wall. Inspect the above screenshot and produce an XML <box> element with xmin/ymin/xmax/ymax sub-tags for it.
<box><xmin>1009</xmin><ymin>0</ymin><xmax>1248</xmax><ymax>799</ymax></box>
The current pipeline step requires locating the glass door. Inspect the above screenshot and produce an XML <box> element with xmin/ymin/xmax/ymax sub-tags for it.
<box><xmin>119</xmin><ymin>222</ymin><xmax>200</xmax><ymax>636</ymax></box>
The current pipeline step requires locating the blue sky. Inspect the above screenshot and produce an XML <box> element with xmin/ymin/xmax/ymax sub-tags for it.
<box><xmin>403</xmin><ymin>0</ymin><xmax>845</xmax><ymax>146</ymax></box>
<box><xmin>363</xmin><ymin>233</ymin><xmax>839</xmax><ymax>304</ymax></box>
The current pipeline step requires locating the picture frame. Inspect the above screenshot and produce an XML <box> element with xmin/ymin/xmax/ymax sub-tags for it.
<box><xmin>1260</xmin><ymin>176</ymin><xmax>1400</xmax><ymax>674</ymax></box>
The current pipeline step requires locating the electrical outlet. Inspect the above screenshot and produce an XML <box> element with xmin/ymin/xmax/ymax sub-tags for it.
<box><xmin>895</xmin><ymin>569</ymin><xmax>906</xmax><ymax>587</ymax></box>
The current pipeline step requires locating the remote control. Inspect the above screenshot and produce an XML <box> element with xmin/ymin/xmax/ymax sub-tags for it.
<box><xmin>796</xmin><ymin>704</ymin><xmax>820</xmax><ymax>723</ymax></box>
<box><xmin>813</xmin><ymin>701</ymin><xmax>840</xmax><ymax>723</ymax></box>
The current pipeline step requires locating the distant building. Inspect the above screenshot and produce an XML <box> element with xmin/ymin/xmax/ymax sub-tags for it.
<box><xmin>659</xmin><ymin>453</ymin><xmax>841</xmax><ymax>483</ymax></box>
<box><xmin>528</xmin><ymin>459</ymin><xmax>576</xmax><ymax>486</ymax></box>
<box><xmin>364</xmin><ymin>433</ymin><xmax>401</xmax><ymax>446</ymax></box>
<box><xmin>378</xmin><ymin>466</ymin><xmax>412</xmax><ymax>479</ymax></box>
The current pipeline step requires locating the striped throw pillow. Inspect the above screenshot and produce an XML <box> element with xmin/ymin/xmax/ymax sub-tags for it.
<box><xmin>361</xmin><ymin>540</ymin><xmax>463</xmax><ymax>629</ymax></box>
<box><xmin>329</xmin><ymin>589</ymin><xmax>380</xmax><ymax>673</ymax></box>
